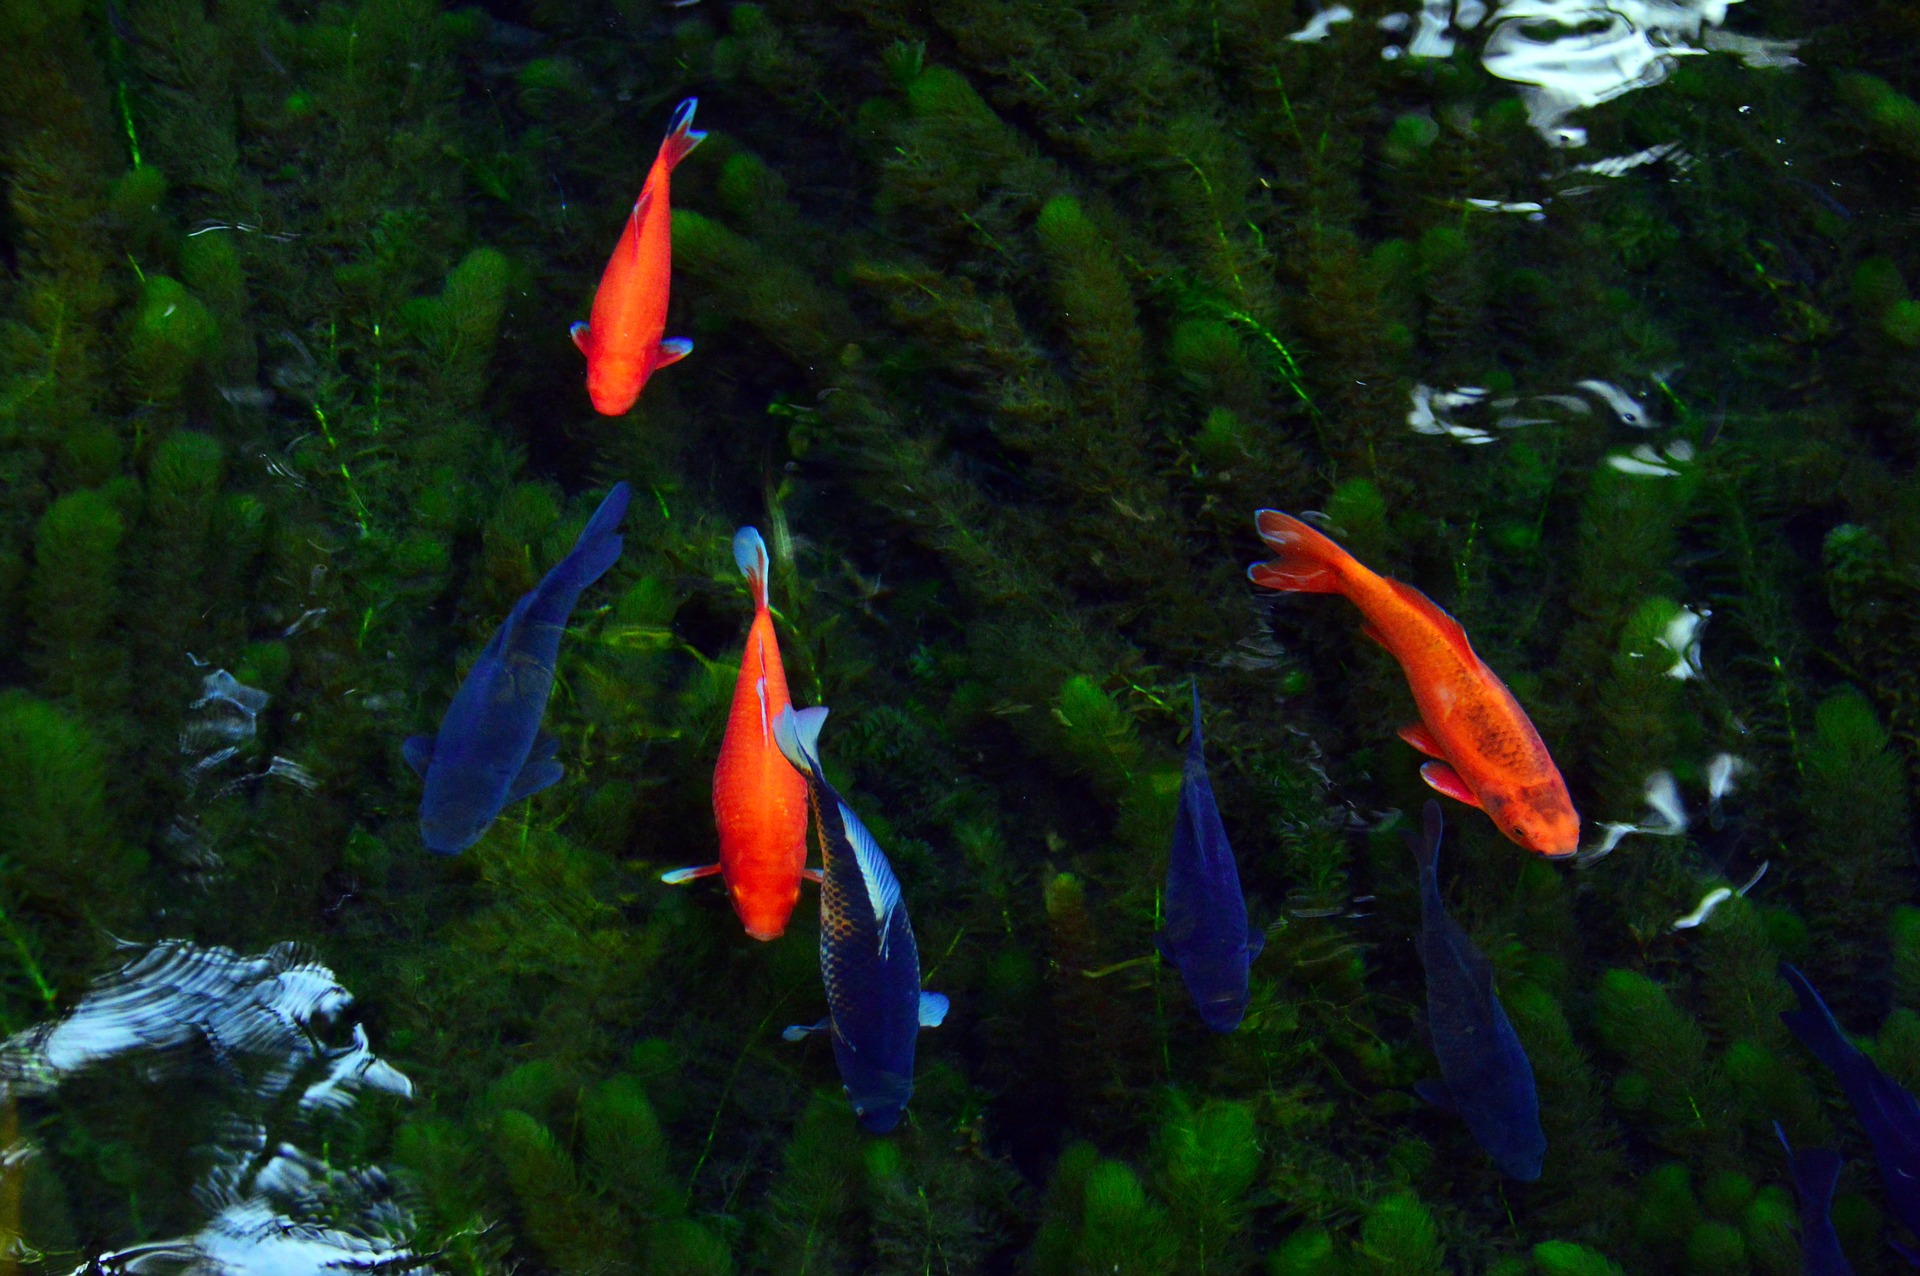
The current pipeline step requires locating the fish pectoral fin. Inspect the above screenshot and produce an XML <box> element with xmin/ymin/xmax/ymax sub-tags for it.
<box><xmin>1246</xmin><ymin>929</ymin><xmax>1266</xmax><ymax>961</ymax></box>
<box><xmin>918</xmin><ymin>991</ymin><xmax>950</xmax><ymax>1028</ymax></box>
<box><xmin>402</xmin><ymin>735</ymin><xmax>434</xmax><ymax>779</ymax></box>
<box><xmin>802</xmin><ymin>867</ymin><xmax>824</xmax><ymax>884</ymax></box>
<box><xmin>1153</xmin><ymin>930</ymin><xmax>1175</xmax><ymax>965</ymax></box>
<box><xmin>506</xmin><ymin>758</ymin><xmax>565</xmax><ymax>804</ymax></box>
<box><xmin>1360</xmin><ymin>622</ymin><xmax>1391</xmax><ymax>651</ymax></box>
<box><xmin>659</xmin><ymin>863</ymin><xmax>722</xmax><ymax>885</ymax></box>
<box><xmin>781</xmin><ymin>1018</ymin><xmax>828</xmax><ymax>1042</ymax></box>
<box><xmin>1420</xmin><ymin>761</ymin><xmax>1482</xmax><ymax>809</ymax></box>
<box><xmin>1414</xmin><ymin>1078</ymin><xmax>1457</xmax><ymax>1112</ymax></box>
<box><xmin>570</xmin><ymin>321</ymin><xmax>591</xmax><ymax>355</ymax></box>
<box><xmin>1398</xmin><ymin>722</ymin><xmax>1446</xmax><ymax>759</ymax></box>
<box><xmin>527</xmin><ymin>733</ymin><xmax>560</xmax><ymax>763</ymax></box>
<box><xmin>655</xmin><ymin>337</ymin><xmax>693</xmax><ymax>367</ymax></box>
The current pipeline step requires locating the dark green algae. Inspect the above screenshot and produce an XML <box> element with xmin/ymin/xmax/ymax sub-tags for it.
<box><xmin>0</xmin><ymin>0</ymin><xmax>1917</xmax><ymax>1271</ymax></box>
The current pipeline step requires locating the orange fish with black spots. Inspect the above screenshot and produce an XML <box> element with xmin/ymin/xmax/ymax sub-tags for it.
<box><xmin>1248</xmin><ymin>510</ymin><xmax>1580</xmax><ymax>858</ymax></box>
<box><xmin>660</xmin><ymin>528</ymin><xmax>815</xmax><ymax>938</ymax></box>
<box><xmin>572</xmin><ymin>98</ymin><xmax>704</xmax><ymax>416</ymax></box>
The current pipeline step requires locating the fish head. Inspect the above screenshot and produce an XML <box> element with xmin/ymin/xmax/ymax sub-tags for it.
<box><xmin>419</xmin><ymin>807</ymin><xmax>488</xmax><ymax>856</ymax></box>
<box><xmin>1180</xmin><ymin>962</ymin><xmax>1252</xmax><ymax>1033</ymax></box>
<box><xmin>1484</xmin><ymin>786</ymin><xmax>1580</xmax><ymax>859</ymax></box>
<box><xmin>586</xmin><ymin>356</ymin><xmax>644</xmax><ymax>416</ymax></box>
<box><xmin>1196</xmin><ymin>992</ymin><xmax>1250</xmax><ymax>1033</ymax></box>
<box><xmin>846</xmin><ymin>1069</ymin><xmax>914</xmax><ymax>1133</ymax></box>
<box><xmin>732</xmin><ymin>879</ymin><xmax>801</xmax><ymax>942</ymax></box>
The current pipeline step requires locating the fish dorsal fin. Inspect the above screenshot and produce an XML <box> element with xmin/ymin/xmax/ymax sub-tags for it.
<box><xmin>839</xmin><ymin>800</ymin><xmax>903</xmax><ymax>959</ymax></box>
<box><xmin>1384</xmin><ymin>578</ymin><xmax>1478</xmax><ymax>667</ymax></box>
<box><xmin>756</xmin><ymin>670</ymin><xmax>771</xmax><ymax>745</ymax></box>
<box><xmin>773</xmin><ymin>705</ymin><xmax>829</xmax><ymax>780</ymax></box>
<box><xmin>734</xmin><ymin>527</ymin><xmax>770</xmax><ymax>611</ymax></box>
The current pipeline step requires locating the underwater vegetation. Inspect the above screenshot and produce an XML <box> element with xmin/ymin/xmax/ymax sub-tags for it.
<box><xmin>0</xmin><ymin>0</ymin><xmax>1916</xmax><ymax>1272</ymax></box>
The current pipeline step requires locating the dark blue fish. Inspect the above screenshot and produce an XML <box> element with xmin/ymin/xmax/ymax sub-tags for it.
<box><xmin>1776</xmin><ymin>1122</ymin><xmax>1853</xmax><ymax>1276</ymax></box>
<box><xmin>1780</xmin><ymin>963</ymin><xmax>1920</xmax><ymax>1246</ymax></box>
<box><xmin>1154</xmin><ymin>683</ymin><xmax>1260</xmax><ymax>1033</ymax></box>
<box><xmin>1408</xmin><ymin>800</ymin><xmax>1545</xmax><ymax>1181</ymax></box>
<box><xmin>774</xmin><ymin>706</ymin><xmax>947</xmax><ymax>1133</ymax></box>
<box><xmin>405</xmin><ymin>483</ymin><xmax>631</xmax><ymax>854</ymax></box>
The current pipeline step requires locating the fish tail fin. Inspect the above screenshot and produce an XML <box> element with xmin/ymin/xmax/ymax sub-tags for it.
<box><xmin>1248</xmin><ymin>510</ymin><xmax>1351</xmax><ymax>594</ymax></box>
<box><xmin>733</xmin><ymin>526</ymin><xmax>770</xmax><ymax>611</ymax></box>
<box><xmin>773</xmin><ymin>704</ymin><xmax>829</xmax><ymax>781</ymax></box>
<box><xmin>1775</xmin><ymin>1121</ymin><xmax>1843</xmax><ymax>1206</ymax></box>
<box><xmin>1779</xmin><ymin>963</ymin><xmax>1867</xmax><ymax>1077</ymax></box>
<box><xmin>1405</xmin><ymin>799</ymin><xmax>1444</xmax><ymax>878</ymax></box>
<box><xmin>564</xmin><ymin>482</ymin><xmax>633</xmax><ymax>587</ymax></box>
<box><xmin>658</xmin><ymin>97</ymin><xmax>707</xmax><ymax>171</ymax></box>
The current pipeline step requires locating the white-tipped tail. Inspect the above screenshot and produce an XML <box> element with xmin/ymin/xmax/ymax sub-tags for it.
<box><xmin>734</xmin><ymin>526</ymin><xmax>770</xmax><ymax>611</ymax></box>
<box><xmin>772</xmin><ymin>704</ymin><xmax>829</xmax><ymax>779</ymax></box>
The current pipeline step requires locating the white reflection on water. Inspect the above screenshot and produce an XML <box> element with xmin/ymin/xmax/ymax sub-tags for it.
<box><xmin>1</xmin><ymin>940</ymin><xmax>410</xmax><ymax>1108</ymax></box>
<box><xmin>1287</xmin><ymin>5</ymin><xmax>1355</xmax><ymax>42</ymax></box>
<box><xmin>2</xmin><ymin>941</ymin><xmax>426</xmax><ymax>1276</ymax></box>
<box><xmin>76</xmin><ymin>1134</ymin><xmax>427</xmax><ymax>1276</ymax></box>
<box><xmin>1477</xmin><ymin>0</ymin><xmax>1801</xmax><ymax>147</ymax></box>
<box><xmin>1408</xmin><ymin>376</ymin><xmax>1668</xmax><ymax>447</ymax></box>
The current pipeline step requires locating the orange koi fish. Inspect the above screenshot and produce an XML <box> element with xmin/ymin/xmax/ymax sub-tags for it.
<box><xmin>1249</xmin><ymin>510</ymin><xmax>1580</xmax><ymax>858</ymax></box>
<box><xmin>572</xmin><ymin>97</ymin><xmax>705</xmax><ymax>416</ymax></box>
<box><xmin>661</xmin><ymin>528</ymin><xmax>815</xmax><ymax>938</ymax></box>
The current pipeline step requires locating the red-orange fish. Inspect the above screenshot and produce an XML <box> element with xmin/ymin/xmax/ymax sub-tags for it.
<box><xmin>661</xmin><ymin>528</ymin><xmax>815</xmax><ymax>938</ymax></box>
<box><xmin>572</xmin><ymin>98</ymin><xmax>705</xmax><ymax>416</ymax></box>
<box><xmin>1249</xmin><ymin>510</ymin><xmax>1580</xmax><ymax>857</ymax></box>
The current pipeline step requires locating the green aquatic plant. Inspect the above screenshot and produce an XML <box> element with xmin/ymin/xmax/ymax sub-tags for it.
<box><xmin>1593</xmin><ymin>970</ymin><xmax>1733</xmax><ymax>1159</ymax></box>
<box><xmin>1153</xmin><ymin>1097</ymin><xmax>1263</xmax><ymax>1273</ymax></box>
<box><xmin>1032</xmin><ymin>1153</ymin><xmax>1180</xmax><ymax>1276</ymax></box>
<box><xmin>1588</xmin><ymin>594</ymin><xmax>1693</xmax><ymax>816</ymax></box>
<box><xmin>1838</xmin><ymin>72</ymin><xmax>1920</xmax><ymax>163</ymax></box>
<box><xmin>1354</xmin><ymin>1191</ymin><xmax>1447</xmax><ymax>1276</ymax></box>
<box><xmin>405</xmin><ymin>246</ymin><xmax>513</xmax><ymax>408</ymax></box>
<box><xmin>124</xmin><ymin>274</ymin><xmax>215</xmax><ymax>406</ymax></box>
<box><xmin>0</xmin><ymin>690</ymin><xmax>138</xmax><ymax>999</ymax></box>
<box><xmin>1798</xmin><ymin>687</ymin><xmax>1911</xmax><ymax>996</ymax></box>
<box><xmin>1531</xmin><ymin>1241</ymin><xmax>1626</xmax><ymax>1276</ymax></box>
<box><xmin>28</xmin><ymin>488</ymin><xmax>127</xmax><ymax>713</ymax></box>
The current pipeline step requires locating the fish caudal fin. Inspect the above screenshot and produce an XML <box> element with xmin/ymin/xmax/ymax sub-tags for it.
<box><xmin>658</xmin><ymin>97</ymin><xmax>707</xmax><ymax>171</ymax></box>
<box><xmin>734</xmin><ymin>526</ymin><xmax>771</xmax><ymax>611</ymax></box>
<box><xmin>1405</xmin><ymin>799</ymin><xmax>1445</xmax><ymax>875</ymax></box>
<box><xmin>1779</xmin><ymin>963</ymin><xmax>1864</xmax><ymax>1077</ymax></box>
<box><xmin>773</xmin><ymin>704</ymin><xmax>829</xmax><ymax>780</ymax></box>
<box><xmin>560</xmin><ymin>483</ymin><xmax>633</xmax><ymax>590</ymax></box>
<box><xmin>1248</xmin><ymin>510</ymin><xmax>1349</xmax><ymax>594</ymax></box>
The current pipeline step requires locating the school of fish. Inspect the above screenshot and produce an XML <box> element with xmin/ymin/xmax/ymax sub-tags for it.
<box><xmin>396</xmin><ymin>99</ymin><xmax>1910</xmax><ymax>1259</ymax></box>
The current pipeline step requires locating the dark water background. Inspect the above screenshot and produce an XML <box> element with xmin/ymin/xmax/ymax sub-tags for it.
<box><xmin>1</xmin><ymin>0</ymin><xmax>1917</xmax><ymax>1271</ymax></box>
